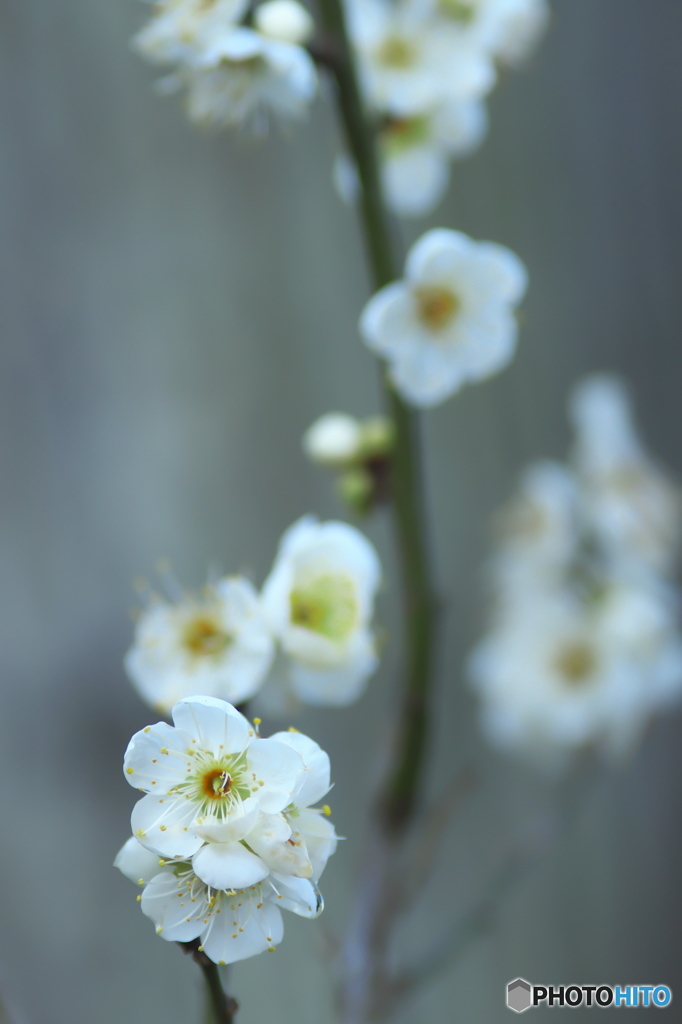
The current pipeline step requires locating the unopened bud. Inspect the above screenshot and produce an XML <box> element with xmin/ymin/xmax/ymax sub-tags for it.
<box><xmin>303</xmin><ymin>413</ymin><xmax>362</xmax><ymax>468</ymax></box>
<box><xmin>255</xmin><ymin>0</ymin><xmax>315</xmax><ymax>46</ymax></box>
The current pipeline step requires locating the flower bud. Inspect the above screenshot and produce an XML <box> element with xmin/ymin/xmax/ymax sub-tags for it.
<box><xmin>337</xmin><ymin>467</ymin><xmax>374</xmax><ymax>514</ymax></box>
<box><xmin>359</xmin><ymin>415</ymin><xmax>395</xmax><ymax>459</ymax></box>
<box><xmin>255</xmin><ymin>0</ymin><xmax>315</xmax><ymax>46</ymax></box>
<box><xmin>303</xmin><ymin>413</ymin><xmax>363</xmax><ymax>468</ymax></box>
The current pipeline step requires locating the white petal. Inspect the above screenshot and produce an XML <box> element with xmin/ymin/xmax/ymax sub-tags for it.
<box><xmin>171</xmin><ymin>696</ymin><xmax>251</xmax><ymax>754</ymax></box>
<box><xmin>290</xmin><ymin>633</ymin><xmax>378</xmax><ymax>705</ymax></box>
<box><xmin>295</xmin><ymin>810</ymin><xmax>338</xmax><ymax>879</ymax></box>
<box><xmin>467</xmin><ymin>243</ymin><xmax>528</xmax><ymax>304</ymax></box>
<box><xmin>140</xmin><ymin>870</ymin><xmax>206</xmax><ymax>943</ymax></box>
<box><xmin>269</xmin><ymin>731</ymin><xmax>331</xmax><ymax>807</ymax></box>
<box><xmin>114</xmin><ymin>836</ymin><xmax>165</xmax><ymax>885</ymax></box>
<box><xmin>359</xmin><ymin>283</ymin><xmax>413</xmax><ymax>353</ymax></box>
<box><xmin>192</xmin><ymin>841</ymin><xmax>270</xmax><ymax>890</ymax></box>
<box><xmin>269</xmin><ymin>873</ymin><xmax>323</xmax><ymax>918</ymax></box>
<box><xmin>123</xmin><ymin>720</ymin><xmax>193</xmax><ymax>792</ymax></box>
<box><xmin>131</xmin><ymin>793</ymin><xmax>203</xmax><ymax>859</ymax></box>
<box><xmin>193</xmin><ymin>796</ymin><xmax>261</xmax><ymax>844</ymax></box>
<box><xmin>248</xmin><ymin>817</ymin><xmax>312</xmax><ymax>878</ymax></box>
<box><xmin>405</xmin><ymin>228</ymin><xmax>472</xmax><ymax>282</ymax></box>
<box><xmin>201</xmin><ymin>893</ymin><xmax>283</xmax><ymax>965</ymax></box>
<box><xmin>383</xmin><ymin>148</ymin><xmax>450</xmax><ymax>219</ymax></box>
<box><xmin>246</xmin><ymin>737</ymin><xmax>305</xmax><ymax>812</ymax></box>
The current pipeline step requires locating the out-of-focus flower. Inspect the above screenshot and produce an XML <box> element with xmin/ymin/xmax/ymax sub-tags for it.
<box><xmin>261</xmin><ymin>516</ymin><xmax>381</xmax><ymax>704</ymax></box>
<box><xmin>360</xmin><ymin>228</ymin><xmax>527</xmax><ymax>407</ymax></box>
<box><xmin>254</xmin><ymin>0</ymin><xmax>315</xmax><ymax>45</ymax></box>
<box><xmin>118</xmin><ymin>697</ymin><xmax>337</xmax><ymax>964</ymax></box>
<box><xmin>134</xmin><ymin>1</ymin><xmax>317</xmax><ymax>132</ymax></box>
<box><xmin>334</xmin><ymin>98</ymin><xmax>488</xmax><ymax>218</ymax></box>
<box><xmin>125</xmin><ymin>577</ymin><xmax>274</xmax><ymax>712</ymax></box>
<box><xmin>182</xmin><ymin>29</ymin><xmax>317</xmax><ymax>131</ymax></box>
<box><xmin>302</xmin><ymin>413</ymin><xmax>364</xmax><ymax>467</ymax></box>
<box><xmin>469</xmin><ymin>375</ymin><xmax>682</xmax><ymax>767</ymax></box>
<box><xmin>570</xmin><ymin>375</ymin><xmax>682</xmax><ymax>577</ymax></box>
<box><xmin>347</xmin><ymin>0</ymin><xmax>495</xmax><ymax>117</ymax></box>
<box><xmin>431</xmin><ymin>0</ymin><xmax>550</xmax><ymax>67</ymax></box>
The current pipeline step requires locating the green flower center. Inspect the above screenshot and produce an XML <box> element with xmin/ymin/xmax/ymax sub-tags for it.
<box><xmin>555</xmin><ymin>642</ymin><xmax>596</xmax><ymax>686</ymax></box>
<box><xmin>183</xmin><ymin>614</ymin><xmax>232</xmax><ymax>658</ymax></box>
<box><xmin>414</xmin><ymin>286</ymin><xmax>461</xmax><ymax>331</ymax></box>
<box><xmin>381</xmin><ymin>116</ymin><xmax>430</xmax><ymax>157</ymax></box>
<box><xmin>377</xmin><ymin>35</ymin><xmax>417</xmax><ymax>69</ymax></box>
<box><xmin>439</xmin><ymin>0</ymin><xmax>476</xmax><ymax>23</ymax></box>
<box><xmin>290</xmin><ymin>573</ymin><xmax>359</xmax><ymax>642</ymax></box>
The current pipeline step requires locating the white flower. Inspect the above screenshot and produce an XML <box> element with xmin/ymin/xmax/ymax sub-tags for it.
<box><xmin>490</xmin><ymin>460</ymin><xmax>580</xmax><ymax>599</ymax></box>
<box><xmin>118</xmin><ymin>699</ymin><xmax>338</xmax><ymax>964</ymax></box>
<box><xmin>133</xmin><ymin>0</ymin><xmax>248</xmax><ymax>65</ymax></box>
<box><xmin>125</xmin><ymin>577</ymin><xmax>274</xmax><ymax>712</ymax></box>
<box><xmin>124</xmin><ymin>696</ymin><xmax>307</xmax><ymax>871</ymax></box>
<box><xmin>261</xmin><ymin>516</ymin><xmax>381</xmax><ymax>705</ymax></box>
<box><xmin>347</xmin><ymin>0</ymin><xmax>495</xmax><ymax>117</ymax></box>
<box><xmin>570</xmin><ymin>375</ymin><xmax>682</xmax><ymax>576</ymax></box>
<box><xmin>468</xmin><ymin>590</ymin><xmax>660</xmax><ymax>765</ymax></box>
<box><xmin>183</xmin><ymin>28</ymin><xmax>317</xmax><ymax>131</ymax></box>
<box><xmin>360</xmin><ymin>228</ymin><xmax>527</xmax><ymax>407</ymax></box>
<box><xmin>115</xmin><ymin>837</ymin><xmax>318</xmax><ymax>964</ymax></box>
<box><xmin>428</xmin><ymin>0</ymin><xmax>549</xmax><ymax>66</ymax></box>
<box><xmin>334</xmin><ymin>99</ymin><xmax>488</xmax><ymax>218</ymax></box>
<box><xmin>302</xmin><ymin>413</ymin><xmax>363</xmax><ymax>467</ymax></box>
<box><xmin>254</xmin><ymin>0</ymin><xmax>315</xmax><ymax>45</ymax></box>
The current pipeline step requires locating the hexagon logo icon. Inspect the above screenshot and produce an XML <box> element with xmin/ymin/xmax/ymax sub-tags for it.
<box><xmin>507</xmin><ymin>978</ymin><xmax>532</xmax><ymax>1013</ymax></box>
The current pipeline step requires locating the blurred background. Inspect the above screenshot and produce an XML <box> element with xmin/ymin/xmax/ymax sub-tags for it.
<box><xmin>2</xmin><ymin>0</ymin><xmax>682</xmax><ymax>1020</ymax></box>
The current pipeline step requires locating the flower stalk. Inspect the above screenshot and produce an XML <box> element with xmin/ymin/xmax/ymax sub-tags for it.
<box><xmin>181</xmin><ymin>940</ymin><xmax>239</xmax><ymax>1024</ymax></box>
<box><xmin>316</xmin><ymin>0</ymin><xmax>437</xmax><ymax>837</ymax></box>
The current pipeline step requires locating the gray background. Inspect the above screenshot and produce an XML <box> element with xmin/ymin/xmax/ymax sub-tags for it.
<box><xmin>1</xmin><ymin>0</ymin><xmax>682</xmax><ymax>1021</ymax></box>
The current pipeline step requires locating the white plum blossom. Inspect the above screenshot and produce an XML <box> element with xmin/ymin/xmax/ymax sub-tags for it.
<box><xmin>254</xmin><ymin>0</ymin><xmax>315</xmax><ymax>45</ymax></box>
<box><xmin>134</xmin><ymin>1</ymin><xmax>317</xmax><ymax>131</ymax></box>
<box><xmin>346</xmin><ymin>0</ymin><xmax>495</xmax><ymax>117</ymax></box>
<box><xmin>570</xmin><ymin>375</ymin><xmax>682</xmax><ymax>577</ymax></box>
<box><xmin>429</xmin><ymin>0</ymin><xmax>550</xmax><ymax>67</ymax></box>
<box><xmin>360</xmin><ymin>228</ymin><xmax>527</xmax><ymax>407</ymax></box>
<box><xmin>469</xmin><ymin>581</ymin><xmax>682</xmax><ymax>766</ymax></box>
<box><xmin>302</xmin><ymin>413</ymin><xmax>364</xmax><ymax>467</ymax></box>
<box><xmin>261</xmin><ymin>516</ymin><xmax>381</xmax><ymax>705</ymax></box>
<box><xmin>119</xmin><ymin>697</ymin><xmax>337</xmax><ymax>963</ymax></box>
<box><xmin>469</xmin><ymin>375</ymin><xmax>682</xmax><ymax>766</ymax></box>
<box><xmin>179</xmin><ymin>29</ymin><xmax>317</xmax><ymax>131</ymax></box>
<box><xmin>125</xmin><ymin>576</ymin><xmax>274</xmax><ymax>712</ymax></box>
<box><xmin>334</xmin><ymin>98</ymin><xmax>488</xmax><ymax>218</ymax></box>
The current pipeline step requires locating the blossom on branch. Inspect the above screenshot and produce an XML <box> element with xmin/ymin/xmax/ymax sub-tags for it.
<box><xmin>261</xmin><ymin>516</ymin><xmax>381</xmax><ymax>704</ymax></box>
<box><xmin>125</xmin><ymin>576</ymin><xmax>274</xmax><ymax>712</ymax></box>
<box><xmin>360</xmin><ymin>228</ymin><xmax>527</xmax><ymax>407</ymax></box>
<box><xmin>118</xmin><ymin>696</ymin><xmax>338</xmax><ymax>963</ymax></box>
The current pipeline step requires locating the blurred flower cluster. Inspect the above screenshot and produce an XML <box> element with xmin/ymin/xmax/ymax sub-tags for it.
<box><xmin>116</xmin><ymin>696</ymin><xmax>337</xmax><ymax>964</ymax></box>
<box><xmin>469</xmin><ymin>375</ymin><xmax>682</xmax><ymax>767</ymax></box>
<box><xmin>134</xmin><ymin>0</ymin><xmax>317</xmax><ymax>131</ymax></box>
<box><xmin>126</xmin><ymin>516</ymin><xmax>381</xmax><ymax>712</ymax></box>
<box><xmin>339</xmin><ymin>0</ymin><xmax>549</xmax><ymax>216</ymax></box>
<box><xmin>134</xmin><ymin>0</ymin><xmax>548</xmax><ymax>214</ymax></box>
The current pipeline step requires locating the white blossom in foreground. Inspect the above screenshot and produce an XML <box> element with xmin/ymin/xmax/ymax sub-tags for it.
<box><xmin>347</xmin><ymin>0</ymin><xmax>495</xmax><ymax>117</ymax></box>
<box><xmin>334</xmin><ymin>99</ymin><xmax>488</xmax><ymax>218</ymax></box>
<box><xmin>570</xmin><ymin>375</ymin><xmax>682</xmax><ymax>577</ymax></box>
<box><xmin>123</xmin><ymin>696</ymin><xmax>337</xmax><ymax>893</ymax></box>
<box><xmin>360</xmin><ymin>228</ymin><xmax>527</xmax><ymax>407</ymax></box>
<box><xmin>125</xmin><ymin>577</ymin><xmax>274</xmax><ymax>712</ymax></box>
<box><xmin>261</xmin><ymin>517</ymin><xmax>381</xmax><ymax>705</ymax></box>
<box><xmin>119</xmin><ymin>697</ymin><xmax>337</xmax><ymax>963</ymax></box>
<box><xmin>134</xmin><ymin>1</ymin><xmax>317</xmax><ymax>132</ymax></box>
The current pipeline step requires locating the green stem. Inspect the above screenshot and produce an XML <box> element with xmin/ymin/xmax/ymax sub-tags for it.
<box><xmin>316</xmin><ymin>0</ymin><xmax>437</xmax><ymax>834</ymax></box>
<box><xmin>181</xmin><ymin>941</ymin><xmax>238</xmax><ymax>1024</ymax></box>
